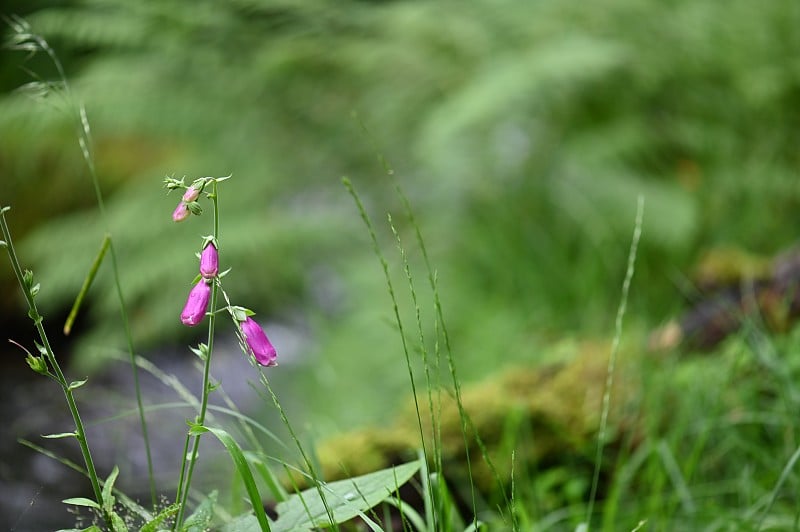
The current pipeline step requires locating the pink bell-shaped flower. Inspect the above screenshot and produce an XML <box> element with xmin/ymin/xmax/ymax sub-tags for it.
<box><xmin>181</xmin><ymin>280</ymin><xmax>211</xmax><ymax>326</ymax></box>
<box><xmin>200</xmin><ymin>243</ymin><xmax>219</xmax><ymax>279</ymax></box>
<box><xmin>182</xmin><ymin>185</ymin><xmax>200</xmax><ymax>203</ymax></box>
<box><xmin>172</xmin><ymin>202</ymin><xmax>190</xmax><ymax>222</ymax></box>
<box><xmin>240</xmin><ymin>317</ymin><xmax>277</xmax><ymax>366</ymax></box>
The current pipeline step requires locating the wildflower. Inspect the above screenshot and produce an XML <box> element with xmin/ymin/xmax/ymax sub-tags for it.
<box><xmin>182</xmin><ymin>185</ymin><xmax>200</xmax><ymax>203</ymax></box>
<box><xmin>172</xmin><ymin>202</ymin><xmax>190</xmax><ymax>222</ymax></box>
<box><xmin>181</xmin><ymin>280</ymin><xmax>211</xmax><ymax>326</ymax></box>
<box><xmin>240</xmin><ymin>316</ymin><xmax>277</xmax><ymax>366</ymax></box>
<box><xmin>200</xmin><ymin>242</ymin><xmax>218</xmax><ymax>279</ymax></box>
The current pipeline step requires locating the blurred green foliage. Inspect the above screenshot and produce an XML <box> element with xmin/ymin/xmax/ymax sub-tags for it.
<box><xmin>1</xmin><ymin>0</ymin><xmax>800</xmax><ymax>421</ymax></box>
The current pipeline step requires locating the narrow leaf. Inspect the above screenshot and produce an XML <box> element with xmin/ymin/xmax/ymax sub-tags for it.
<box><xmin>139</xmin><ymin>503</ymin><xmax>179</xmax><ymax>532</ymax></box>
<box><xmin>62</xmin><ymin>497</ymin><xmax>101</xmax><ymax>510</ymax></box>
<box><xmin>272</xmin><ymin>460</ymin><xmax>421</xmax><ymax>531</ymax></box>
<box><xmin>102</xmin><ymin>465</ymin><xmax>120</xmax><ymax>514</ymax></box>
<box><xmin>203</xmin><ymin>426</ymin><xmax>271</xmax><ymax>531</ymax></box>
<box><xmin>43</xmin><ymin>432</ymin><xmax>77</xmax><ymax>439</ymax></box>
<box><xmin>69</xmin><ymin>378</ymin><xmax>88</xmax><ymax>390</ymax></box>
<box><xmin>64</xmin><ymin>235</ymin><xmax>110</xmax><ymax>335</ymax></box>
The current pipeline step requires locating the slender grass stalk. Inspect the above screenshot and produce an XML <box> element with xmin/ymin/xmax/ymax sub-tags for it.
<box><xmin>387</xmin><ymin>214</ymin><xmax>441</xmax><ymax>530</ymax></box>
<box><xmin>258</xmin><ymin>373</ymin><xmax>339</xmax><ymax>530</ymax></box>
<box><xmin>585</xmin><ymin>195</ymin><xmax>644</xmax><ymax>527</ymax></box>
<box><xmin>390</xmin><ymin>177</ymin><xmax>481</xmax><ymax>528</ymax></box>
<box><xmin>7</xmin><ymin>19</ymin><xmax>157</xmax><ymax>505</ymax></box>
<box><xmin>174</xmin><ymin>181</ymin><xmax>220</xmax><ymax>529</ymax></box>
<box><xmin>0</xmin><ymin>208</ymin><xmax>109</xmax><ymax>526</ymax></box>
<box><xmin>342</xmin><ymin>178</ymin><xmax>436</xmax><ymax>524</ymax></box>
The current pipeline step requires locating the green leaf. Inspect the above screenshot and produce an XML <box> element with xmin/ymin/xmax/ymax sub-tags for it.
<box><xmin>109</xmin><ymin>511</ymin><xmax>128</xmax><ymax>532</ymax></box>
<box><xmin>219</xmin><ymin>514</ymin><xmax>260</xmax><ymax>532</ymax></box>
<box><xmin>63</xmin><ymin>235</ymin><xmax>110</xmax><ymax>336</ymax></box>
<box><xmin>187</xmin><ymin>421</ymin><xmax>208</xmax><ymax>436</ymax></box>
<box><xmin>272</xmin><ymin>460</ymin><xmax>421</xmax><ymax>531</ymax></box>
<box><xmin>183</xmin><ymin>491</ymin><xmax>216</xmax><ymax>532</ymax></box>
<box><xmin>102</xmin><ymin>465</ymin><xmax>119</xmax><ymax>514</ymax></box>
<box><xmin>139</xmin><ymin>503</ymin><xmax>178</xmax><ymax>532</ymax></box>
<box><xmin>68</xmin><ymin>378</ymin><xmax>88</xmax><ymax>390</ymax></box>
<box><xmin>203</xmin><ymin>426</ymin><xmax>271</xmax><ymax>531</ymax></box>
<box><xmin>43</xmin><ymin>432</ymin><xmax>77</xmax><ymax>439</ymax></box>
<box><xmin>62</xmin><ymin>497</ymin><xmax>101</xmax><ymax>509</ymax></box>
<box><xmin>243</xmin><ymin>451</ymin><xmax>288</xmax><ymax>503</ymax></box>
<box><xmin>34</xmin><ymin>341</ymin><xmax>47</xmax><ymax>356</ymax></box>
<box><xmin>26</xmin><ymin>354</ymin><xmax>48</xmax><ymax>375</ymax></box>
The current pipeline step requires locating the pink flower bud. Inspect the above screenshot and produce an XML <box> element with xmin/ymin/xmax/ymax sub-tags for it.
<box><xmin>200</xmin><ymin>243</ymin><xmax>219</xmax><ymax>279</ymax></box>
<box><xmin>241</xmin><ymin>317</ymin><xmax>277</xmax><ymax>366</ymax></box>
<box><xmin>172</xmin><ymin>202</ymin><xmax>190</xmax><ymax>222</ymax></box>
<box><xmin>182</xmin><ymin>186</ymin><xmax>200</xmax><ymax>202</ymax></box>
<box><xmin>181</xmin><ymin>280</ymin><xmax>211</xmax><ymax>326</ymax></box>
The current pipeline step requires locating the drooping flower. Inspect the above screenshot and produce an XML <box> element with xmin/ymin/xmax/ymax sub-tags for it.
<box><xmin>240</xmin><ymin>316</ymin><xmax>277</xmax><ymax>366</ymax></box>
<box><xmin>172</xmin><ymin>202</ymin><xmax>190</xmax><ymax>222</ymax></box>
<box><xmin>181</xmin><ymin>280</ymin><xmax>211</xmax><ymax>326</ymax></box>
<box><xmin>182</xmin><ymin>185</ymin><xmax>200</xmax><ymax>203</ymax></box>
<box><xmin>200</xmin><ymin>242</ymin><xmax>219</xmax><ymax>279</ymax></box>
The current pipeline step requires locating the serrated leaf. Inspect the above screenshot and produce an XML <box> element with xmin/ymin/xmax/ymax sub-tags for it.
<box><xmin>272</xmin><ymin>460</ymin><xmax>421</xmax><ymax>531</ymax></box>
<box><xmin>43</xmin><ymin>432</ymin><xmax>77</xmax><ymax>439</ymax></box>
<box><xmin>62</xmin><ymin>497</ymin><xmax>101</xmax><ymax>509</ymax></box>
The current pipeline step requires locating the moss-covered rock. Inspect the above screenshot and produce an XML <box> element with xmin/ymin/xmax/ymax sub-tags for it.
<box><xmin>293</xmin><ymin>340</ymin><xmax>640</xmax><ymax>496</ymax></box>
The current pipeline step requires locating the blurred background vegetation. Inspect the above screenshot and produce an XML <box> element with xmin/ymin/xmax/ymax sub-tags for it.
<box><xmin>3</xmin><ymin>0</ymin><xmax>800</xmax><ymax>425</ymax></box>
<box><xmin>2</xmin><ymin>1</ymin><xmax>800</xmax><ymax>525</ymax></box>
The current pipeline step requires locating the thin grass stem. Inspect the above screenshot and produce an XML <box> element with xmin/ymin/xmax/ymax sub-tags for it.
<box><xmin>585</xmin><ymin>195</ymin><xmax>644</xmax><ymax>527</ymax></box>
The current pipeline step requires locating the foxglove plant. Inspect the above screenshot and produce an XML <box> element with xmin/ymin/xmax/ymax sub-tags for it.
<box><xmin>165</xmin><ymin>175</ymin><xmax>278</xmax><ymax>529</ymax></box>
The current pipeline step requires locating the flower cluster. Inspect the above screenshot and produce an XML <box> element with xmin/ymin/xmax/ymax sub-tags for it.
<box><xmin>170</xmin><ymin>177</ymin><xmax>277</xmax><ymax>367</ymax></box>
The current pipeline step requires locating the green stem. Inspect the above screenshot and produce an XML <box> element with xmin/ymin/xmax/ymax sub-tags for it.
<box><xmin>34</xmin><ymin>32</ymin><xmax>157</xmax><ymax>506</ymax></box>
<box><xmin>174</xmin><ymin>181</ymin><xmax>220</xmax><ymax>529</ymax></box>
<box><xmin>0</xmin><ymin>208</ymin><xmax>108</xmax><ymax>525</ymax></box>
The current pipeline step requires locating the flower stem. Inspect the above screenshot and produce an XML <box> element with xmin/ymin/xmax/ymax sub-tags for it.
<box><xmin>29</xmin><ymin>29</ymin><xmax>157</xmax><ymax>506</ymax></box>
<box><xmin>0</xmin><ymin>207</ymin><xmax>108</xmax><ymax>525</ymax></box>
<box><xmin>173</xmin><ymin>181</ymin><xmax>220</xmax><ymax>529</ymax></box>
